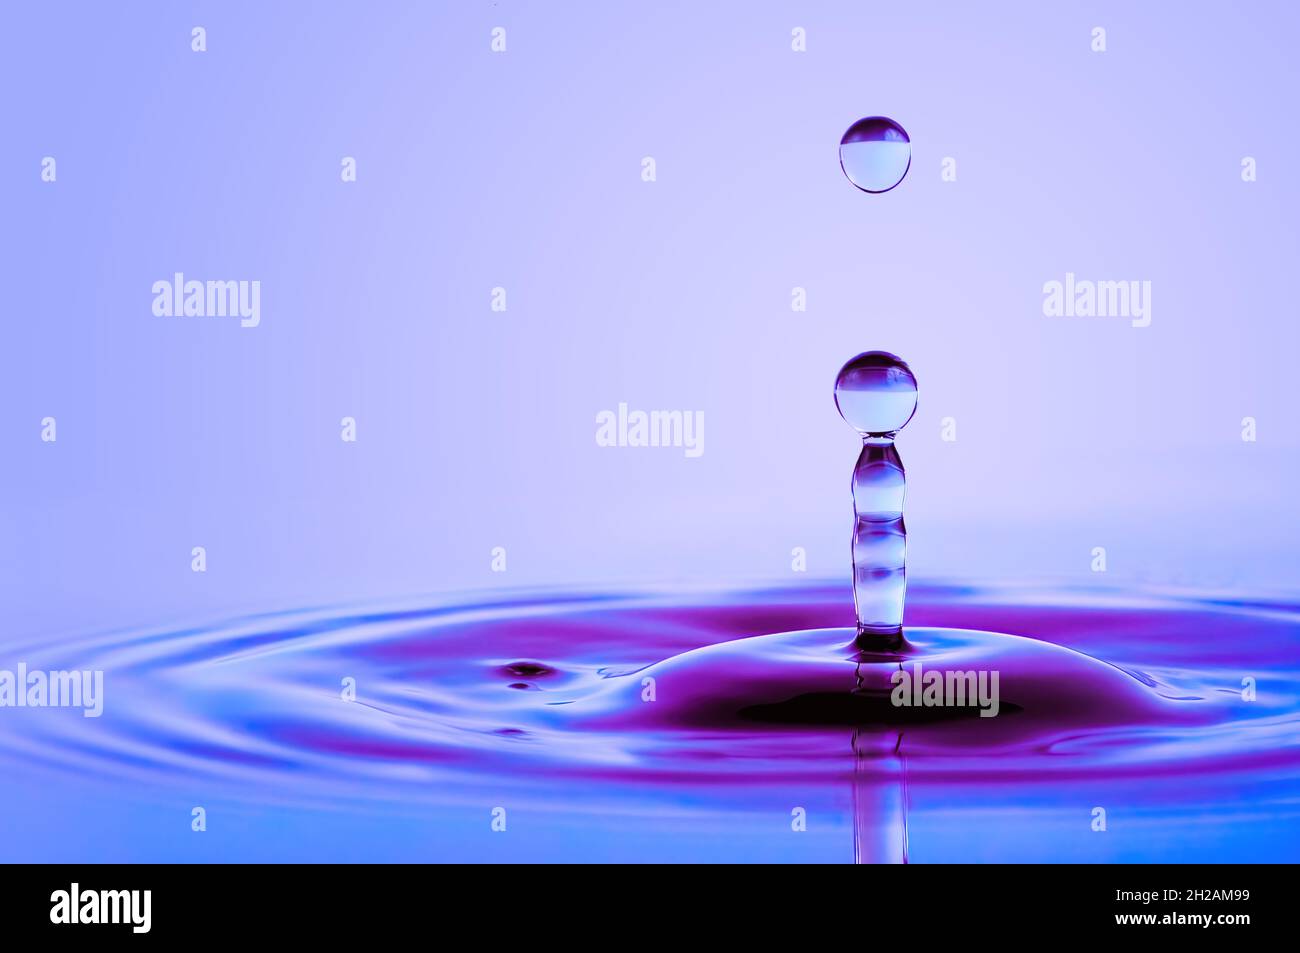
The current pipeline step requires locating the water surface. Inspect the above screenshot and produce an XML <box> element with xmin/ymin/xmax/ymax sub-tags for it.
<box><xmin>1</xmin><ymin>581</ymin><xmax>1297</xmax><ymax>862</ymax></box>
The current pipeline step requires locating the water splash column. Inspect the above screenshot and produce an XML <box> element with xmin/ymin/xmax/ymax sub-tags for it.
<box><xmin>834</xmin><ymin>352</ymin><xmax>918</xmax><ymax>650</ymax></box>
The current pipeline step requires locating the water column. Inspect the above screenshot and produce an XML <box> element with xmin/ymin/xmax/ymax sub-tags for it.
<box><xmin>834</xmin><ymin>351</ymin><xmax>918</xmax><ymax>650</ymax></box>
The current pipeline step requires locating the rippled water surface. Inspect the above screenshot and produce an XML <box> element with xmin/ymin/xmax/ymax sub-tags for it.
<box><xmin>2</xmin><ymin>582</ymin><xmax>1298</xmax><ymax>862</ymax></box>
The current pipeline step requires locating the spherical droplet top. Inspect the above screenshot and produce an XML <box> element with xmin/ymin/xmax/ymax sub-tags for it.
<box><xmin>839</xmin><ymin>116</ymin><xmax>911</xmax><ymax>193</ymax></box>
<box><xmin>834</xmin><ymin>351</ymin><xmax>918</xmax><ymax>436</ymax></box>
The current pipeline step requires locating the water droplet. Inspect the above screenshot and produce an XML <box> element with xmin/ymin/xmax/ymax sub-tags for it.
<box><xmin>834</xmin><ymin>351</ymin><xmax>917</xmax><ymax>436</ymax></box>
<box><xmin>839</xmin><ymin>117</ymin><xmax>911</xmax><ymax>193</ymax></box>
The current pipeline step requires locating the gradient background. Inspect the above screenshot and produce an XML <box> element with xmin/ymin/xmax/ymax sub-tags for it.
<box><xmin>1</xmin><ymin>1</ymin><xmax>1298</xmax><ymax>860</ymax></box>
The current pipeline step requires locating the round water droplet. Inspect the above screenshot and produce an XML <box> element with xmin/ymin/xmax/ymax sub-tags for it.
<box><xmin>834</xmin><ymin>351</ymin><xmax>917</xmax><ymax>435</ymax></box>
<box><xmin>839</xmin><ymin>117</ymin><xmax>911</xmax><ymax>193</ymax></box>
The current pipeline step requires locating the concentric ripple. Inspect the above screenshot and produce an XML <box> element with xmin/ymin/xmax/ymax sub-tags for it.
<box><xmin>3</xmin><ymin>582</ymin><xmax>1299</xmax><ymax>861</ymax></box>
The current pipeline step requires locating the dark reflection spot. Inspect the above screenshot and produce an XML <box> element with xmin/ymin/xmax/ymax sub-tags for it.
<box><xmin>501</xmin><ymin>661</ymin><xmax>557</xmax><ymax>679</ymax></box>
<box><xmin>495</xmin><ymin>727</ymin><xmax>528</xmax><ymax>737</ymax></box>
<box><xmin>507</xmin><ymin>682</ymin><xmax>534</xmax><ymax>691</ymax></box>
<box><xmin>739</xmin><ymin>692</ymin><xmax>1022</xmax><ymax>726</ymax></box>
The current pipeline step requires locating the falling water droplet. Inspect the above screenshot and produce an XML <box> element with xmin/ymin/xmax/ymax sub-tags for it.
<box><xmin>839</xmin><ymin>117</ymin><xmax>911</xmax><ymax>194</ymax></box>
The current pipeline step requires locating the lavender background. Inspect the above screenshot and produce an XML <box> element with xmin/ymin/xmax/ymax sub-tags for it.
<box><xmin>6</xmin><ymin>2</ymin><xmax>1299</xmax><ymax>641</ymax></box>
<box><xmin>1</xmin><ymin>3</ymin><xmax>1299</xmax><ymax>863</ymax></box>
